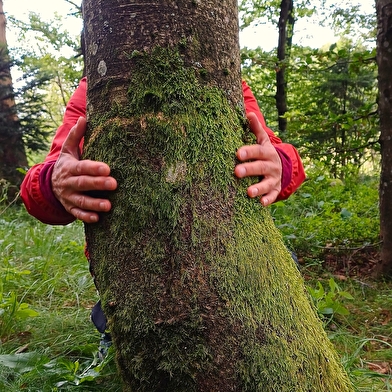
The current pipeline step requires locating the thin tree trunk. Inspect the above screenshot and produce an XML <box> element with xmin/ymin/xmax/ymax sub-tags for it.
<box><xmin>82</xmin><ymin>1</ymin><xmax>353</xmax><ymax>390</ymax></box>
<box><xmin>376</xmin><ymin>0</ymin><xmax>392</xmax><ymax>278</ymax></box>
<box><xmin>276</xmin><ymin>0</ymin><xmax>294</xmax><ymax>133</ymax></box>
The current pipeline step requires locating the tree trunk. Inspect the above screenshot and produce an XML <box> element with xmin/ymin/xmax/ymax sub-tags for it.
<box><xmin>82</xmin><ymin>1</ymin><xmax>353</xmax><ymax>390</ymax></box>
<box><xmin>0</xmin><ymin>0</ymin><xmax>27</xmax><ymax>199</ymax></box>
<box><xmin>275</xmin><ymin>0</ymin><xmax>294</xmax><ymax>133</ymax></box>
<box><xmin>376</xmin><ymin>0</ymin><xmax>392</xmax><ymax>278</ymax></box>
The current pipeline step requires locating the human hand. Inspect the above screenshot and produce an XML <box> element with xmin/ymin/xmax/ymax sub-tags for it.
<box><xmin>51</xmin><ymin>117</ymin><xmax>118</xmax><ymax>223</ymax></box>
<box><xmin>234</xmin><ymin>112</ymin><xmax>282</xmax><ymax>206</ymax></box>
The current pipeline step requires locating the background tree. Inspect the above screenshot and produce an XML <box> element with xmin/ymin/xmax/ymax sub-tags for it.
<box><xmin>276</xmin><ymin>0</ymin><xmax>294</xmax><ymax>132</ymax></box>
<box><xmin>239</xmin><ymin>0</ymin><xmax>316</xmax><ymax>130</ymax></box>
<box><xmin>83</xmin><ymin>0</ymin><xmax>353</xmax><ymax>390</ymax></box>
<box><xmin>0</xmin><ymin>0</ymin><xmax>26</xmax><ymax>199</ymax></box>
<box><xmin>376</xmin><ymin>0</ymin><xmax>392</xmax><ymax>277</ymax></box>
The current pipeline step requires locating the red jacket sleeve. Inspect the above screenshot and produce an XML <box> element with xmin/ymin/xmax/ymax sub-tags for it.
<box><xmin>20</xmin><ymin>78</ymin><xmax>87</xmax><ymax>225</ymax></box>
<box><xmin>242</xmin><ymin>80</ymin><xmax>305</xmax><ymax>200</ymax></box>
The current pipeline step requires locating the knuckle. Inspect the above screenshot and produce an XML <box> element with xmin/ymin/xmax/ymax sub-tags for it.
<box><xmin>75</xmin><ymin>194</ymin><xmax>87</xmax><ymax>209</ymax></box>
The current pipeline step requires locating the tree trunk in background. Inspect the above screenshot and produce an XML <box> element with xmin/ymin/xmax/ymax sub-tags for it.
<box><xmin>0</xmin><ymin>0</ymin><xmax>27</xmax><ymax>199</ymax></box>
<box><xmin>82</xmin><ymin>0</ymin><xmax>353</xmax><ymax>390</ymax></box>
<box><xmin>276</xmin><ymin>0</ymin><xmax>294</xmax><ymax>133</ymax></box>
<box><xmin>376</xmin><ymin>0</ymin><xmax>392</xmax><ymax>278</ymax></box>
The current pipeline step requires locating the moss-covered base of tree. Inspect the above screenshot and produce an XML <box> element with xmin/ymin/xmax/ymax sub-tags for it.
<box><xmin>83</xmin><ymin>47</ymin><xmax>353</xmax><ymax>391</ymax></box>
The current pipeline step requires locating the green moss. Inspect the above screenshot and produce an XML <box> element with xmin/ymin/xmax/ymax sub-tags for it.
<box><xmin>199</xmin><ymin>68</ymin><xmax>208</xmax><ymax>78</ymax></box>
<box><xmin>213</xmin><ymin>195</ymin><xmax>352</xmax><ymax>390</ymax></box>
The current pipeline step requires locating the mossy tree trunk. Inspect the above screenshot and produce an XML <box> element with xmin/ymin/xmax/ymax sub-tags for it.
<box><xmin>376</xmin><ymin>0</ymin><xmax>392</xmax><ymax>278</ymax></box>
<box><xmin>82</xmin><ymin>1</ymin><xmax>353</xmax><ymax>390</ymax></box>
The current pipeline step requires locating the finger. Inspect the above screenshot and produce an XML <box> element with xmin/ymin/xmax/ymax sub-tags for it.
<box><xmin>260</xmin><ymin>190</ymin><xmax>280</xmax><ymax>207</ymax></box>
<box><xmin>247</xmin><ymin>112</ymin><xmax>269</xmax><ymax>145</ymax></box>
<box><xmin>247</xmin><ymin>181</ymin><xmax>280</xmax><ymax>205</ymax></box>
<box><xmin>69</xmin><ymin>207</ymin><xmax>100</xmax><ymax>223</ymax></box>
<box><xmin>236</xmin><ymin>144</ymin><xmax>266</xmax><ymax>163</ymax></box>
<box><xmin>70</xmin><ymin>174</ymin><xmax>118</xmax><ymax>192</ymax></box>
<box><xmin>68</xmin><ymin>195</ymin><xmax>113</xmax><ymax>223</ymax></box>
<box><xmin>235</xmin><ymin>159</ymin><xmax>270</xmax><ymax>179</ymax></box>
<box><xmin>72</xmin><ymin>159</ymin><xmax>113</xmax><ymax>178</ymax></box>
<box><xmin>73</xmin><ymin>192</ymin><xmax>112</xmax><ymax>211</ymax></box>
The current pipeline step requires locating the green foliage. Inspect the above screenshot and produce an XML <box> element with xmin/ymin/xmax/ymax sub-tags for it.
<box><xmin>305</xmin><ymin>273</ymin><xmax>392</xmax><ymax>391</ymax></box>
<box><xmin>0</xmin><ymin>206</ymin><xmax>123</xmax><ymax>391</ymax></box>
<box><xmin>241</xmin><ymin>47</ymin><xmax>278</xmax><ymax>123</ymax></box>
<box><xmin>0</xmin><ymin>349</ymin><xmax>115</xmax><ymax>389</ymax></box>
<box><xmin>271</xmin><ymin>170</ymin><xmax>379</xmax><ymax>257</ymax></box>
<box><xmin>7</xmin><ymin>11</ymin><xmax>83</xmax><ymax>152</ymax></box>
<box><xmin>0</xmin><ymin>288</ymin><xmax>39</xmax><ymax>338</ymax></box>
<box><xmin>239</xmin><ymin>0</ymin><xmax>316</xmax><ymax>29</ymax></box>
<box><xmin>240</xmin><ymin>0</ymin><xmax>378</xmax><ymax>179</ymax></box>
<box><xmin>243</xmin><ymin>41</ymin><xmax>379</xmax><ymax>178</ymax></box>
<box><xmin>0</xmin><ymin>226</ymin><xmax>39</xmax><ymax>337</ymax></box>
<box><xmin>288</xmin><ymin>43</ymin><xmax>378</xmax><ymax>178</ymax></box>
<box><xmin>13</xmin><ymin>66</ymin><xmax>54</xmax><ymax>152</ymax></box>
<box><xmin>307</xmin><ymin>277</ymin><xmax>354</xmax><ymax>324</ymax></box>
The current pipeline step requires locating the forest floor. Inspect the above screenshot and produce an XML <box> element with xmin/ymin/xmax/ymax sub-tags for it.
<box><xmin>301</xmin><ymin>247</ymin><xmax>392</xmax><ymax>388</ymax></box>
<box><xmin>0</xmin><ymin>209</ymin><xmax>391</xmax><ymax>391</ymax></box>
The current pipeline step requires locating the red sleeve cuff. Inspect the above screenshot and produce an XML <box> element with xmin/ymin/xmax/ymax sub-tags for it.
<box><xmin>274</xmin><ymin>147</ymin><xmax>292</xmax><ymax>192</ymax></box>
<box><xmin>39</xmin><ymin>162</ymin><xmax>68</xmax><ymax>212</ymax></box>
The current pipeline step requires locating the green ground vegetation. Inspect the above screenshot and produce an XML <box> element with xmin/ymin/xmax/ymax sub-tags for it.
<box><xmin>0</xmin><ymin>171</ymin><xmax>390</xmax><ymax>391</ymax></box>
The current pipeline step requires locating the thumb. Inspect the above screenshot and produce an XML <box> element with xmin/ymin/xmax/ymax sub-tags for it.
<box><xmin>62</xmin><ymin>117</ymin><xmax>86</xmax><ymax>157</ymax></box>
<box><xmin>247</xmin><ymin>112</ymin><xmax>269</xmax><ymax>145</ymax></box>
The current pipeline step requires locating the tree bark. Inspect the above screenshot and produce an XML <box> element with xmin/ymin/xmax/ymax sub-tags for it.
<box><xmin>376</xmin><ymin>0</ymin><xmax>392</xmax><ymax>278</ymax></box>
<box><xmin>0</xmin><ymin>0</ymin><xmax>27</xmax><ymax>198</ymax></box>
<box><xmin>82</xmin><ymin>0</ymin><xmax>354</xmax><ymax>390</ymax></box>
<box><xmin>275</xmin><ymin>0</ymin><xmax>294</xmax><ymax>133</ymax></box>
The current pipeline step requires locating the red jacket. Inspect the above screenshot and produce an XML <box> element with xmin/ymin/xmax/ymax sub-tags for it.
<box><xmin>21</xmin><ymin>78</ymin><xmax>305</xmax><ymax>225</ymax></box>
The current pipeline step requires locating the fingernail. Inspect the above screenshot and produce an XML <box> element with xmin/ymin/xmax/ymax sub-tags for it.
<box><xmin>237</xmin><ymin>167</ymin><xmax>246</xmax><ymax>177</ymax></box>
<box><xmin>238</xmin><ymin>150</ymin><xmax>247</xmax><ymax>160</ymax></box>
<box><xmin>263</xmin><ymin>197</ymin><xmax>269</xmax><ymax>206</ymax></box>
<box><xmin>98</xmin><ymin>166</ymin><xmax>107</xmax><ymax>175</ymax></box>
<box><xmin>250</xmin><ymin>187</ymin><xmax>258</xmax><ymax>197</ymax></box>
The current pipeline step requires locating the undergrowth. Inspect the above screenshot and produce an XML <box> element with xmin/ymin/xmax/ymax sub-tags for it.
<box><xmin>271</xmin><ymin>171</ymin><xmax>379</xmax><ymax>258</ymax></box>
<box><xmin>0</xmin><ymin>171</ymin><xmax>390</xmax><ymax>391</ymax></box>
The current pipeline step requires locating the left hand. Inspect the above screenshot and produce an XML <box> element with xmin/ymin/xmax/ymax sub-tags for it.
<box><xmin>234</xmin><ymin>112</ymin><xmax>282</xmax><ymax>206</ymax></box>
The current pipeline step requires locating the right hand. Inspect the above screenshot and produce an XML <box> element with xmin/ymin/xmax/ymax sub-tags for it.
<box><xmin>234</xmin><ymin>112</ymin><xmax>282</xmax><ymax>206</ymax></box>
<box><xmin>51</xmin><ymin>117</ymin><xmax>118</xmax><ymax>223</ymax></box>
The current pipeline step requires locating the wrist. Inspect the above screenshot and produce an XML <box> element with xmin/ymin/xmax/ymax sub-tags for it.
<box><xmin>39</xmin><ymin>161</ymin><xmax>68</xmax><ymax>212</ymax></box>
<box><xmin>274</xmin><ymin>147</ymin><xmax>292</xmax><ymax>191</ymax></box>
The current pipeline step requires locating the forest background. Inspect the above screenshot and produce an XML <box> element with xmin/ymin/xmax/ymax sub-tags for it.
<box><xmin>0</xmin><ymin>0</ymin><xmax>390</xmax><ymax>391</ymax></box>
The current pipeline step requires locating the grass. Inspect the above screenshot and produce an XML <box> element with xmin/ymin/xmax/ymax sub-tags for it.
<box><xmin>303</xmin><ymin>266</ymin><xmax>392</xmax><ymax>391</ymax></box>
<box><xmin>0</xmin><ymin>207</ymin><xmax>122</xmax><ymax>391</ymax></box>
<box><xmin>0</xmin><ymin>193</ymin><xmax>391</xmax><ymax>391</ymax></box>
